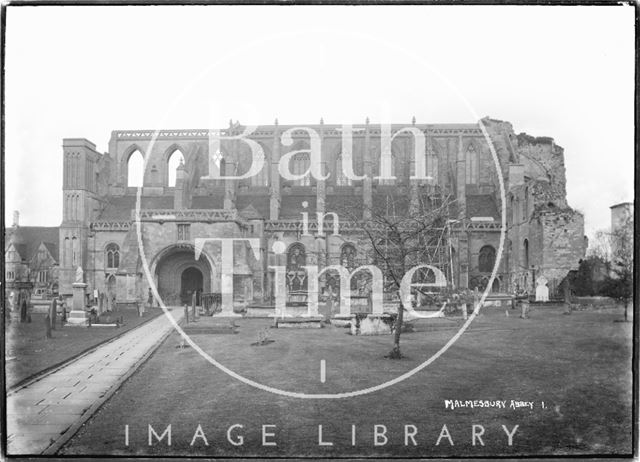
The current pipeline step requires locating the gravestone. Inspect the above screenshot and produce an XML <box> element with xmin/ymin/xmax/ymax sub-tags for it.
<box><xmin>535</xmin><ymin>276</ymin><xmax>550</xmax><ymax>302</ymax></box>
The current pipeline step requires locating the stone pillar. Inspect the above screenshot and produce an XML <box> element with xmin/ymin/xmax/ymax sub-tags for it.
<box><xmin>458</xmin><ymin>232</ymin><xmax>469</xmax><ymax>290</ymax></box>
<box><xmin>216</xmin><ymin>239</ymin><xmax>241</xmax><ymax>317</ymax></box>
<box><xmin>270</xmin><ymin>119</ymin><xmax>281</xmax><ymax>220</ymax></box>
<box><xmin>67</xmin><ymin>282</ymin><xmax>89</xmax><ymax>326</ymax></box>
<box><xmin>409</xmin><ymin>118</ymin><xmax>420</xmax><ymax>215</ymax></box>
<box><xmin>174</xmin><ymin>160</ymin><xmax>186</xmax><ymax>210</ymax></box>
<box><xmin>363</xmin><ymin>118</ymin><xmax>372</xmax><ymax>220</ymax></box>
<box><xmin>224</xmin><ymin>138</ymin><xmax>237</xmax><ymax>210</ymax></box>
<box><xmin>317</xmin><ymin>118</ymin><xmax>326</xmax><ymax>217</ymax></box>
<box><xmin>457</xmin><ymin>135</ymin><xmax>466</xmax><ymax>220</ymax></box>
<box><xmin>304</xmin><ymin>266</ymin><xmax>320</xmax><ymax>317</ymax></box>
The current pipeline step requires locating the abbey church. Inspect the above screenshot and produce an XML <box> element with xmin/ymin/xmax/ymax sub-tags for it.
<box><xmin>5</xmin><ymin>117</ymin><xmax>587</xmax><ymax>310</ymax></box>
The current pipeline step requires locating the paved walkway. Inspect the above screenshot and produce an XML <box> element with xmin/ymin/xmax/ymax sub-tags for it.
<box><xmin>6</xmin><ymin>308</ymin><xmax>184</xmax><ymax>455</ymax></box>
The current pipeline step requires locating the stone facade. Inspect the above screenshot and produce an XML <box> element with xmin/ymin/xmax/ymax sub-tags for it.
<box><xmin>7</xmin><ymin>117</ymin><xmax>585</xmax><ymax>309</ymax></box>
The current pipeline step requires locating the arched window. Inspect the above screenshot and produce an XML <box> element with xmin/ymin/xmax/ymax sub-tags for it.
<box><xmin>127</xmin><ymin>149</ymin><xmax>144</xmax><ymax>187</ymax></box>
<box><xmin>71</xmin><ymin>236</ymin><xmax>78</xmax><ymax>266</ymax></box>
<box><xmin>340</xmin><ymin>243</ymin><xmax>357</xmax><ymax>269</ymax></box>
<box><xmin>292</xmin><ymin>153</ymin><xmax>311</xmax><ymax>186</ymax></box>
<box><xmin>167</xmin><ymin>149</ymin><xmax>185</xmax><ymax>187</ymax></box>
<box><xmin>286</xmin><ymin>243</ymin><xmax>307</xmax><ymax>292</ymax></box>
<box><xmin>478</xmin><ymin>245</ymin><xmax>496</xmax><ymax>273</ymax></box>
<box><xmin>522</xmin><ymin>187</ymin><xmax>528</xmax><ymax>219</ymax></box>
<box><xmin>465</xmin><ymin>144</ymin><xmax>477</xmax><ymax>185</ymax></box>
<box><xmin>377</xmin><ymin>152</ymin><xmax>396</xmax><ymax>186</ymax></box>
<box><xmin>511</xmin><ymin>195</ymin><xmax>517</xmax><ymax>224</ymax></box>
<box><xmin>106</xmin><ymin>243</ymin><xmax>120</xmax><ymax>269</ymax></box>
<box><xmin>64</xmin><ymin>237</ymin><xmax>70</xmax><ymax>266</ymax></box>
<box><xmin>523</xmin><ymin>239</ymin><xmax>529</xmax><ymax>269</ymax></box>
<box><xmin>251</xmin><ymin>157</ymin><xmax>269</xmax><ymax>187</ymax></box>
<box><xmin>335</xmin><ymin>154</ymin><xmax>353</xmax><ymax>186</ymax></box>
<box><xmin>106</xmin><ymin>274</ymin><xmax>116</xmax><ymax>297</ymax></box>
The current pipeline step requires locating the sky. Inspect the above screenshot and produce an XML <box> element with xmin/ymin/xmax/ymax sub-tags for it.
<box><xmin>3</xmin><ymin>5</ymin><xmax>635</xmax><ymax>240</ymax></box>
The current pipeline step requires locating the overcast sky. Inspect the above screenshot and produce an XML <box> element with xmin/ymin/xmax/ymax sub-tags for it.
<box><xmin>4</xmin><ymin>5</ymin><xmax>634</xmax><ymax>240</ymax></box>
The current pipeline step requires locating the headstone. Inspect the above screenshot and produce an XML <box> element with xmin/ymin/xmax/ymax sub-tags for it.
<box><xmin>45</xmin><ymin>314</ymin><xmax>52</xmax><ymax>339</ymax></box>
<box><xmin>49</xmin><ymin>298</ymin><xmax>57</xmax><ymax>330</ymax></box>
<box><xmin>191</xmin><ymin>291</ymin><xmax>197</xmax><ymax>321</ymax></box>
<box><xmin>20</xmin><ymin>300</ymin><xmax>28</xmax><ymax>323</ymax></box>
<box><xmin>535</xmin><ymin>276</ymin><xmax>549</xmax><ymax>302</ymax></box>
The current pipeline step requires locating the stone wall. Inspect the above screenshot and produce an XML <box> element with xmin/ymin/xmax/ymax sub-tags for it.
<box><xmin>539</xmin><ymin>209</ymin><xmax>586</xmax><ymax>292</ymax></box>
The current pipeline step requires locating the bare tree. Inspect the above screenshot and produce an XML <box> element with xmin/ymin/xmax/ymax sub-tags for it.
<box><xmin>338</xmin><ymin>189</ymin><xmax>454</xmax><ymax>359</ymax></box>
<box><xmin>587</xmin><ymin>228</ymin><xmax>612</xmax><ymax>261</ymax></box>
<box><xmin>606</xmin><ymin>213</ymin><xmax>633</xmax><ymax>321</ymax></box>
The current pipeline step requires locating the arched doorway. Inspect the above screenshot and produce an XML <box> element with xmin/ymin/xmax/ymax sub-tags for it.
<box><xmin>181</xmin><ymin>267</ymin><xmax>203</xmax><ymax>305</ymax></box>
<box><xmin>153</xmin><ymin>245</ymin><xmax>213</xmax><ymax>306</ymax></box>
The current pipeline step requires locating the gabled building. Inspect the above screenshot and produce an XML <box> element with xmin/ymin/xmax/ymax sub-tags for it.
<box><xmin>4</xmin><ymin>212</ymin><xmax>60</xmax><ymax>299</ymax></box>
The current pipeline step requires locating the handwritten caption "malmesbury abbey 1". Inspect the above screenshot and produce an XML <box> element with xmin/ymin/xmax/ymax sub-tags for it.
<box><xmin>445</xmin><ymin>400</ymin><xmax>544</xmax><ymax>410</ymax></box>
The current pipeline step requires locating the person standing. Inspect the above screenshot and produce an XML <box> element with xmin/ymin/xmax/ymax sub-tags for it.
<box><xmin>147</xmin><ymin>288</ymin><xmax>154</xmax><ymax>311</ymax></box>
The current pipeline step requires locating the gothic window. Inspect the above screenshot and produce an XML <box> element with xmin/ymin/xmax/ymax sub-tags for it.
<box><xmin>286</xmin><ymin>243</ymin><xmax>307</xmax><ymax>291</ymax></box>
<box><xmin>72</xmin><ymin>237</ymin><xmax>78</xmax><ymax>266</ymax></box>
<box><xmin>106</xmin><ymin>243</ymin><xmax>120</xmax><ymax>269</ymax></box>
<box><xmin>478</xmin><ymin>245</ymin><xmax>496</xmax><ymax>273</ymax></box>
<box><xmin>340</xmin><ymin>244</ymin><xmax>357</xmax><ymax>270</ymax></box>
<box><xmin>465</xmin><ymin>144</ymin><xmax>478</xmax><ymax>185</ymax></box>
<box><xmin>177</xmin><ymin>224</ymin><xmax>190</xmax><ymax>241</ymax></box>
<box><xmin>522</xmin><ymin>187</ymin><xmax>528</xmax><ymax>219</ymax></box>
<box><xmin>292</xmin><ymin>153</ymin><xmax>311</xmax><ymax>186</ymax></box>
<box><xmin>38</xmin><ymin>271</ymin><xmax>47</xmax><ymax>283</ymax></box>
<box><xmin>167</xmin><ymin>149</ymin><xmax>185</xmax><ymax>187</ymax></box>
<box><xmin>127</xmin><ymin>149</ymin><xmax>144</xmax><ymax>187</ymax></box>
<box><xmin>335</xmin><ymin>154</ymin><xmax>353</xmax><ymax>186</ymax></box>
<box><xmin>377</xmin><ymin>152</ymin><xmax>396</xmax><ymax>186</ymax></box>
<box><xmin>523</xmin><ymin>239</ymin><xmax>530</xmax><ymax>269</ymax></box>
<box><xmin>251</xmin><ymin>148</ymin><xmax>269</xmax><ymax>187</ymax></box>
<box><xmin>426</xmin><ymin>151</ymin><xmax>438</xmax><ymax>183</ymax></box>
<box><xmin>7</xmin><ymin>271</ymin><xmax>15</xmax><ymax>281</ymax></box>
<box><xmin>64</xmin><ymin>237</ymin><xmax>70</xmax><ymax>266</ymax></box>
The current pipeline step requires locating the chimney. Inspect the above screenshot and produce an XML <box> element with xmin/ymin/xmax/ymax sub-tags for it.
<box><xmin>13</xmin><ymin>210</ymin><xmax>19</xmax><ymax>227</ymax></box>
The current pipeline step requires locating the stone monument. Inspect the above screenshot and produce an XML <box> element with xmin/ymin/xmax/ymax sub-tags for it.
<box><xmin>535</xmin><ymin>276</ymin><xmax>550</xmax><ymax>302</ymax></box>
<box><xmin>67</xmin><ymin>266</ymin><xmax>89</xmax><ymax>326</ymax></box>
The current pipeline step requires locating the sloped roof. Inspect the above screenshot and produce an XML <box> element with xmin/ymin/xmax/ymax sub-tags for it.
<box><xmin>191</xmin><ymin>195</ymin><xmax>224</xmax><ymax>209</ymax></box>
<box><xmin>466</xmin><ymin>194</ymin><xmax>499</xmax><ymax>219</ymax></box>
<box><xmin>239</xmin><ymin>204</ymin><xmax>263</xmax><ymax>220</ymax></box>
<box><xmin>236</xmin><ymin>195</ymin><xmax>270</xmax><ymax>219</ymax></box>
<box><xmin>280</xmin><ymin>195</ymin><xmax>317</xmax><ymax>219</ymax></box>
<box><xmin>97</xmin><ymin>195</ymin><xmax>175</xmax><ymax>220</ymax></box>
<box><xmin>6</xmin><ymin>226</ymin><xmax>59</xmax><ymax>261</ymax></box>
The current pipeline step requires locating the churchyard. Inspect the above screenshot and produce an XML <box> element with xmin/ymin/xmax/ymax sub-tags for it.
<box><xmin>5</xmin><ymin>306</ymin><xmax>163</xmax><ymax>389</ymax></box>
<box><xmin>58</xmin><ymin>303</ymin><xmax>633</xmax><ymax>457</ymax></box>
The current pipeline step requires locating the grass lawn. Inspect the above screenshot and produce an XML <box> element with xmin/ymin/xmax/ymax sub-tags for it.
<box><xmin>5</xmin><ymin>307</ymin><xmax>163</xmax><ymax>389</ymax></box>
<box><xmin>60</xmin><ymin>305</ymin><xmax>633</xmax><ymax>457</ymax></box>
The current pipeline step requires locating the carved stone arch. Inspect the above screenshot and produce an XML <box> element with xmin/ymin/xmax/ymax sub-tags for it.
<box><xmin>284</xmin><ymin>140</ymin><xmax>312</xmax><ymax>187</ymax></box>
<box><xmin>162</xmin><ymin>143</ymin><xmax>187</xmax><ymax>164</ymax></box>
<box><xmin>121</xmin><ymin>143</ymin><xmax>146</xmax><ymax>186</ymax></box>
<box><xmin>122</xmin><ymin>143</ymin><xmax>146</xmax><ymax>165</ymax></box>
<box><xmin>164</xmin><ymin>144</ymin><xmax>186</xmax><ymax>186</ymax></box>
